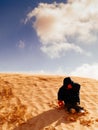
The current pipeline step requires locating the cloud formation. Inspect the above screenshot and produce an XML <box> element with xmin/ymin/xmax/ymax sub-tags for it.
<box><xmin>18</xmin><ymin>40</ymin><xmax>25</xmax><ymax>49</ymax></box>
<box><xmin>26</xmin><ymin>0</ymin><xmax>98</xmax><ymax>58</ymax></box>
<box><xmin>69</xmin><ymin>63</ymin><xmax>98</xmax><ymax>80</ymax></box>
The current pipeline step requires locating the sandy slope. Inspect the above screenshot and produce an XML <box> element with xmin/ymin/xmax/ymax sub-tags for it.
<box><xmin>0</xmin><ymin>73</ymin><xmax>98</xmax><ymax>130</ymax></box>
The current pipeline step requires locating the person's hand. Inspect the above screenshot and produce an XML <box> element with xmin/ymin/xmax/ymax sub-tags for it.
<box><xmin>58</xmin><ymin>100</ymin><xmax>64</xmax><ymax>107</ymax></box>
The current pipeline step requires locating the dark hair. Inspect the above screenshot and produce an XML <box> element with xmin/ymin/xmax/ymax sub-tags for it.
<box><xmin>63</xmin><ymin>77</ymin><xmax>73</xmax><ymax>86</ymax></box>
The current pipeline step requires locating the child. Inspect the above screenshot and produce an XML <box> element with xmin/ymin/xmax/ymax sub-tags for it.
<box><xmin>58</xmin><ymin>77</ymin><xmax>84</xmax><ymax>113</ymax></box>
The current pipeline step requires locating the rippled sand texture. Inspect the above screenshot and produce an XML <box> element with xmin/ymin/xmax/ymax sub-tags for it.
<box><xmin>0</xmin><ymin>73</ymin><xmax>98</xmax><ymax>130</ymax></box>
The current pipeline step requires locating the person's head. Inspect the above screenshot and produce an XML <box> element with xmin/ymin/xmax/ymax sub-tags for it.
<box><xmin>63</xmin><ymin>77</ymin><xmax>72</xmax><ymax>85</ymax></box>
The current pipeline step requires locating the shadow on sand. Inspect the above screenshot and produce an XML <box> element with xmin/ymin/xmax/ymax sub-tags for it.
<box><xmin>14</xmin><ymin>107</ymin><xmax>84</xmax><ymax>130</ymax></box>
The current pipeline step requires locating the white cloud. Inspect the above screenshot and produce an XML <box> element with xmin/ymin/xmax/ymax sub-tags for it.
<box><xmin>26</xmin><ymin>0</ymin><xmax>98</xmax><ymax>58</ymax></box>
<box><xmin>69</xmin><ymin>63</ymin><xmax>98</xmax><ymax>80</ymax></box>
<box><xmin>18</xmin><ymin>40</ymin><xmax>25</xmax><ymax>49</ymax></box>
<box><xmin>41</xmin><ymin>42</ymin><xmax>90</xmax><ymax>58</ymax></box>
<box><xmin>29</xmin><ymin>66</ymin><xmax>65</xmax><ymax>75</ymax></box>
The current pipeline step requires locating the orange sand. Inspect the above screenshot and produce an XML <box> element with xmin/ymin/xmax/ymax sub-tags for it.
<box><xmin>0</xmin><ymin>73</ymin><xmax>98</xmax><ymax>130</ymax></box>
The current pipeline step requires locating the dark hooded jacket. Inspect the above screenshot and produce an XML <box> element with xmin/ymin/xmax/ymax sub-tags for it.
<box><xmin>58</xmin><ymin>77</ymin><xmax>80</xmax><ymax>105</ymax></box>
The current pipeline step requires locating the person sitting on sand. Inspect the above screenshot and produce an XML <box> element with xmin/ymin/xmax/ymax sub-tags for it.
<box><xmin>57</xmin><ymin>77</ymin><xmax>84</xmax><ymax>113</ymax></box>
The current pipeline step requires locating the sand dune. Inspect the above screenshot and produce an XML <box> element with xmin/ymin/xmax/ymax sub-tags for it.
<box><xmin>0</xmin><ymin>73</ymin><xmax>98</xmax><ymax>130</ymax></box>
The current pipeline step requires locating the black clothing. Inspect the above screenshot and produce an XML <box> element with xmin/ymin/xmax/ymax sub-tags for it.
<box><xmin>58</xmin><ymin>77</ymin><xmax>80</xmax><ymax>108</ymax></box>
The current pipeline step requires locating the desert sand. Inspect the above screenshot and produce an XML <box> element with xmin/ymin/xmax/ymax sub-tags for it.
<box><xmin>0</xmin><ymin>73</ymin><xmax>98</xmax><ymax>130</ymax></box>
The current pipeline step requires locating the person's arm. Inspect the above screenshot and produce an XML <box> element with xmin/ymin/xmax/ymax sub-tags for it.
<box><xmin>72</xmin><ymin>82</ymin><xmax>80</xmax><ymax>105</ymax></box>
<box><xmin>58</xmin><ymin>87</ymin><xmax>64</xmax><ymax>107</ymax></box>
<box><xmin>76</xmin><ymin>91</ymin><xmax>80</xmax><ymax>104</ymax></box>
<box><xmin>58</xmin><ymin>87</ymin><xmax>64</xmax><ymax>100</ymax></box>
<box><xmin>75</xmin><ymin>83</ymin><xmax>80</xmax><ymax>104</ymax></box>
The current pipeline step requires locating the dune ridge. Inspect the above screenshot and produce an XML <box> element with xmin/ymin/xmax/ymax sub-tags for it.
<box><xmin>0</xmin><ymin>73</ymin><xmax>98</xmax><ymax>130</ymax></box>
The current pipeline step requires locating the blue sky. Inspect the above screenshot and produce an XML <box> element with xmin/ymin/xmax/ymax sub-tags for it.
<box><xmin>0</xmin><ymin>0</ymin><xmax>98</xmax><ymax>80</ymax></box>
